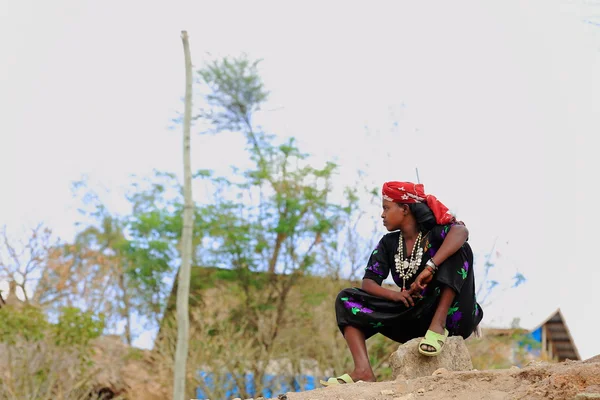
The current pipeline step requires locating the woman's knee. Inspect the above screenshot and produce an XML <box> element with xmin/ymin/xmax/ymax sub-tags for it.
<box><xmin>336</xmin><ymin>288</ymin><xmax>352</xmax><ymax>303</ymax></box>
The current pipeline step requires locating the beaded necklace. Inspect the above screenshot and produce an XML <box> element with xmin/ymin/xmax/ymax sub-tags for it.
<box><xmin>394</xmin><ymin>231</ymin><xmax>424</xmax><ymax>290</ymax></box>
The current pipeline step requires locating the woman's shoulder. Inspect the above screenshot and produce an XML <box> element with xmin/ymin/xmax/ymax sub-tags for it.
<box><xmin>428</xmin><ymin>223</ymin><xmax>452</xmax><ymax>237</ymax></box>
<box><xmin>431</xmin><ymin>223</ymin><xmax>457</xmax><ymax>231</ymax></box>
<box><xmin>380</xmin><ymin>231</ymin><xmax>400</xmax><ymax>246</ymax></box>
<box><xmin>427</xmin><ymin>222</ymin><xmax>469</xmax><ymax>244</ymax></box>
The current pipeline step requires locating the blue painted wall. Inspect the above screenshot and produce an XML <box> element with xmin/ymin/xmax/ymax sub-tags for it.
<box><xmin>195</xmin><ymin>372</ymin><xmax>317</xmax><ymax>399</ymax></box>
<box><xmin>511</xmin><ymin>327</ymin><xmax>542</xmax><ymax>366</ymax></box>
<box><xmin>530</xmin><ymin>327</ymin><xmax>542</xmax><ymax>343</ymax></box>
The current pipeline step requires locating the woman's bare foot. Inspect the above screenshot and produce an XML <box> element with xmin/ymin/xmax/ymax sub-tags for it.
<box><xmin>428</xmin><ymin>320</ymin><xmax>446</xmax><ymax>335</ymax></box>
<box><xmin>421</xmin><ymin>286</ymin><xmax>455</xmax><ymax>353</ymax></box>
<box><xmin>421</xmin><ymin>321</ymin><xmax>446</xmax><ymax>352</ymax></box>
<box><xmin>341</xmin><ymin>325</ymin><xmax>377</xmax><ymax>383</ymax></box>
<box><xmin>348</xmin><ymin>367</ymin><xmax>376</xmax><ymax>383</ymax></box>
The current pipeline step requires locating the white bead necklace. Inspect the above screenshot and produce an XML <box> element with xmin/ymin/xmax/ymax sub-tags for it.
<box><xmin>394</xmin><ymin>231</ymin><xmax>424</xmax><ymax>290</ymax></box>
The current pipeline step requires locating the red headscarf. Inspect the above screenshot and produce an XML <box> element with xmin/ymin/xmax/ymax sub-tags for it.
<box><xmin>382</xmin><ymin>181</ymin><xmax>456</xmax><ymax>225</ymax></box>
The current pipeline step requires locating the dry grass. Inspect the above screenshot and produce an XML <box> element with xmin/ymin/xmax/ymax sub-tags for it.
<box><xmin>0</xmin><ymin>340</ymin><xmax>99</xmax><ymax>400</ymax></box>
<box><xmin>0</xmin><ymin>272</ymin><xmax>537</xmax><ymax>400</ymax></box>
<box><xmin>151</xmin><ymin>274</ymin><xmax>402</xmax><ymax>399</ymax></box>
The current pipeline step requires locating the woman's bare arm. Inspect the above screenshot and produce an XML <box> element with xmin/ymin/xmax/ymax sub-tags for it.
<box><xmin>430</xmin><ymin>224</ymin><xmax>469</xmax><ymax>267</ymax></box>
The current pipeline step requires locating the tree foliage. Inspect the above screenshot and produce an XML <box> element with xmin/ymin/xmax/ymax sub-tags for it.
<box><xmin>51</xmin><ymin>182</ymin><xmax>175</xmax><ymax>343</ymax></box>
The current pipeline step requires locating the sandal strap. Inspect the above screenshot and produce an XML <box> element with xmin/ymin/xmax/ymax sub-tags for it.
<box><xmin>337</xmin><ymin>373</ymin><xmax>354</xmax><ymax>384</ymax></box>
<box><xmin>424</xmin><ymin>328</ymin><xmax>448</xmax><ymax>343</ymax></box>
<box><xmin>321</xmin><ymin>373</ymin><xmax>354</xmax><ymax>386</ymax></box>
<box><xmin>421</xmin><ymin>329</ymin><xmax>449</xmax><ymax>351</ymax></box>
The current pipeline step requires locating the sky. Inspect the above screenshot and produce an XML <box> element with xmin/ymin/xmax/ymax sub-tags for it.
<box><xmin>1</xmin><ymin>1</ymin><xmax>599</xmax><ymax>358</ymax></box>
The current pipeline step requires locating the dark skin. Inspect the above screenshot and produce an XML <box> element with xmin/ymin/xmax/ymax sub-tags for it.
<box><xmin>341</xmin><ymin>200</ymin><xmax>469</xmax><ymax>383</ymax></box>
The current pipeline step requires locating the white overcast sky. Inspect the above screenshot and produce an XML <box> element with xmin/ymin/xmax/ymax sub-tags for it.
<box><xmin>1</xmin><ymin>1</ymin><xmax>599</xmax><ymax>358</ymax></box>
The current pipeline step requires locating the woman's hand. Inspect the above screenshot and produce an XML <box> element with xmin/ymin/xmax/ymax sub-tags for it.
<box><xmin>410</xmin><ymin>268</ymin><xmax>434</xmax><ymax>292</ymax></box>
<box><xmin>390</xmin><ymin>289</ymin><xmax>422</xmax><ymax>307</ymax></box>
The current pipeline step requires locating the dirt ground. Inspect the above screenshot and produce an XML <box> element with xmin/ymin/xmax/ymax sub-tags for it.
<box><xmin>273</xmin><ymin>356</ymin><xmax>600</xmax><ymax>400</ymax></box>
<box><xmin>90</xmin><ymin>336</ymin><xmax>599</xmax><ymax>400</ymax></box>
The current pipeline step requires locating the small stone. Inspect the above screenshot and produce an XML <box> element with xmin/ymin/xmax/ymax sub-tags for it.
<box><xmin>277</xmin><ymin>395</ymin><xmax>288</xmax><ymax>400</ymax></box>
<box><xmin>432</xmin><ymin>368</ymin><xmax>449</xmax><ymax>376</ymax></box>
<box><xmin>232</xmin><ymin>398</ymin><xmax>241</xmax><ymax>400</ymax></box>
<box><xmin>381</xmin><ymin>389</ymin><xmax>395</xmax><ymax>395</ymax></box>
<box><xmin>417</xmin><ymin>388</ymin><xmax>426</xmax><ymax>395</ymax></box>
<box><xmin>510</xmin><ymin>366</ymin><xmax>520</xmax><ymax>370</ymax></box>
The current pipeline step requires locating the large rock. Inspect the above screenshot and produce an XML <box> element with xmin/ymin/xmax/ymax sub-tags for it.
<box><xmin>389</xmin><ymin>336</ymin><xmax>473</xmax><ymax>379</ymax></box>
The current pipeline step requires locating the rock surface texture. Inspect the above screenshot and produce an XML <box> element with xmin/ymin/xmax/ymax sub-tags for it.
<box><xmin>389</xmin><ymin>336</ymin><xmax>474</xmax><ymax>380</ymax></box>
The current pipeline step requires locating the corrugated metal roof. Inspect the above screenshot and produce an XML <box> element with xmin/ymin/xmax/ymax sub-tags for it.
<box><xmin>530</xmin><ymin>308</ymin><xmax>581</xmax><ymax>361</ymax></box>
<box><xmin>485</xmin><ymin>308</ymin><xmax>581</xmax><ymax>361</ymax></box>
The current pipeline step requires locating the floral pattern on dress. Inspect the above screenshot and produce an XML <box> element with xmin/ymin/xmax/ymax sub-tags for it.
<box><xmin>440</xmin><ymin>225</ymin><xmax>450</xmax><ymax>239</ymax></box>
<box><xmin>458</xmin><ymin>261</ymin><xmax>469</xmax><ymax>279</ymax></box>
<box><xmin>366</xmin><ymin>261</ymin><xmax>384</xmax><ymax>277</ymax></box>
<box><xmin>340</xmin><ymin>297</ymin><xmax>374</xmax><ymax>315</ymax></box>
<box><xmin>447</xmin><ymin>301</ymin><xmax>462</xmax><ymax>329</ymax></box>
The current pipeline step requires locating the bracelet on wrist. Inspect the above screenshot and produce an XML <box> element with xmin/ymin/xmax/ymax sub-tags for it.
<box><xmin>425</xmin><ymin>259</ymin><xmax>438</xmax><ymax>273</ymax></box>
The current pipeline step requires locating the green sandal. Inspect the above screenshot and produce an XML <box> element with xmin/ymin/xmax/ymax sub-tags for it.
<box><xmin>319</xmin><ymin>373</ymin><xmax>354</xmax><ymax>386</ymax></box>
<box><xmin>418</xmin><ymin>328</ymin><xmax>449</xmax><ymax>357</ymax></box>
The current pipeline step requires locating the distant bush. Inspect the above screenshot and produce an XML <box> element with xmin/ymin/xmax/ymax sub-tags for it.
<box><xmin>0</xmin><ymin>304</ymin><xmax>106</xmax><ymax>400</ymax></box>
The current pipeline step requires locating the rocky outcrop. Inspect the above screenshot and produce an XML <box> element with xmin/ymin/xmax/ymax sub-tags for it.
<box><xmin>389</xmin><ymin>336</ymin><xmax>473</xmax><ymax>380</ymax></box>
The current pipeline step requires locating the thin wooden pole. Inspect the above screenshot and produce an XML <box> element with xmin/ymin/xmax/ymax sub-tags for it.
<box><xmin>173</xmin><ymin>29</ymin><xmax>194</xmax><ymax>400</ymax></box>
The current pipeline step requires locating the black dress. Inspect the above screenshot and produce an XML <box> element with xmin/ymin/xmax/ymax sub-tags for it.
<box><xmin>335</xmin><ymin>224</ymin><xmax>483</xmax><ymax>343</ymax></box>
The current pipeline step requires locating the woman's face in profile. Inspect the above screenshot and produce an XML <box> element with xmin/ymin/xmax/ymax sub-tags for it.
<box><xmin>381</xmin><ymin>200</ymin><xmax>406</xmax><ymax>231</ymax></box>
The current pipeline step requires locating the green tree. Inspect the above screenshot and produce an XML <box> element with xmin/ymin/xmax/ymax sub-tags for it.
<box><xmin>65</xmin><ymin>180</ymin><xmax>172</xmax><ymax>343</ymax></box>
<box><xmin>186</xmin><ymin>55</ymin><xmax>359</xmax><ymax>398</ymax></box>
<box><xmin>73</xmin><ymin>215</ymin><xmax>135</xmax><ymax>344</ymax></box>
